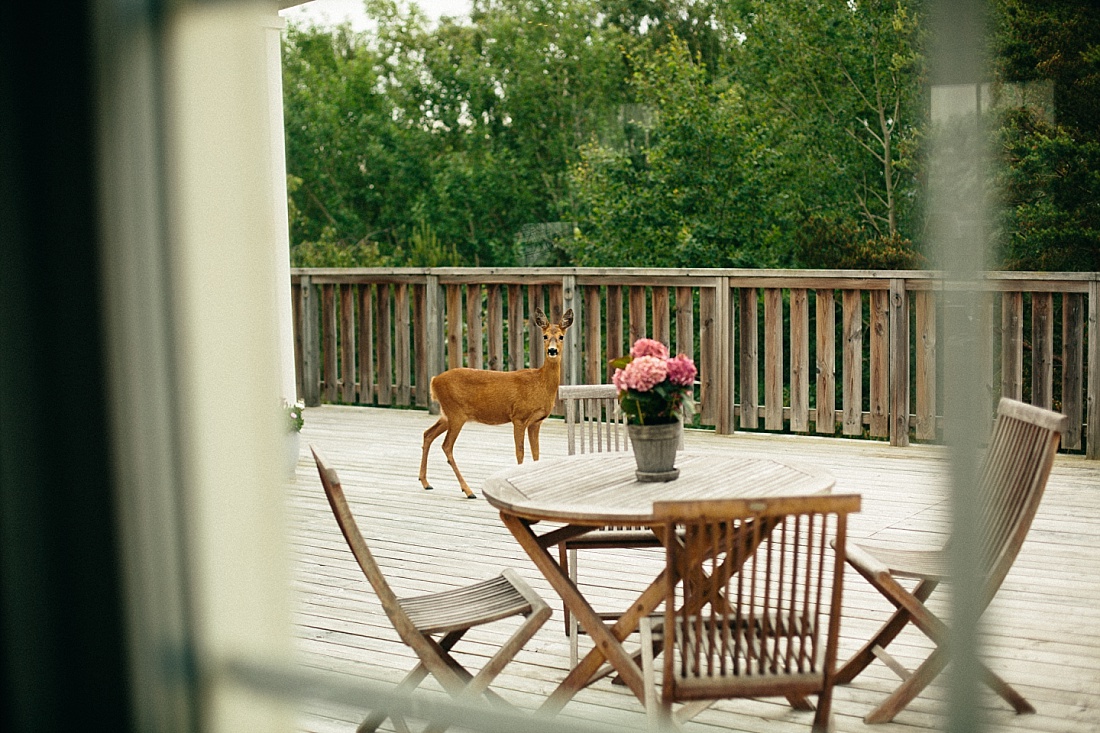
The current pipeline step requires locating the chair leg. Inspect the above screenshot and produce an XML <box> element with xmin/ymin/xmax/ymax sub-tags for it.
<box><xmin>981</xmin><ymin>662</ymin><xmax>1035</xmax><ymax>715</ymax></box>
<box><xmin>560</xmin><ymin>543</ymin><xmax>571</xmax><ymax>634</ymax></box>
<box><xmin>568</xmin><ymin>547</ymin><xmax>580</xmax><ymax>668</ymax></box>
<box><xmin>639</xmin><ymin>616</ymin><xmax>659</xmax><ymax>731</ymax></box>
<box><xmin>864</xmin><ymin>647</ymin><xmax>947</xmax><ymax>724</ymax></box>
<box><xmin>836</xmin><ymin>578</ymin><xmax>937</xmax><ymax>685</ymax></box>
<box><xmin>356</xmin><ymin>663</ymin><xmax>430</xmax><ymax>733</ymax></box>
<box><xmin>811</xmin><ymin>687</ymin><xmax>834</xmax><ymax>733</ymax></box>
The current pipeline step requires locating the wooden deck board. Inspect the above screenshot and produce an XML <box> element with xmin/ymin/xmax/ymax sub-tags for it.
<box><xmin>288</xmin><ymin>405</ymin><xmax>1100</xmax><ymax>733</ymax></box>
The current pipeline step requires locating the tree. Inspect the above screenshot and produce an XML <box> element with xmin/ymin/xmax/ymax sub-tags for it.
<box><xmin>567</xmin><ymin>39</ymin><xmax>779</xmax><ymax>267</ymax></box>
<box><xmin>283</xmin><ymin>0</ymin><xmax>634</xmax><ymax>265</ymax></box>
<box><xmin>726</xmin><ymin>0</ymin><xmax>927</xmax><ymax>266</ymax></box>
<box><xmin>991</xmin><ymin>0</ymin><xmax>1100</xmax><ymax>270</ymax></box>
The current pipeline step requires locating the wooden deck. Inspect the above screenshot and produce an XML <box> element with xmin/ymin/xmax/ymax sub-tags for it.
<box><xmin>288</xmin><ymin>405</ymin><xmax>1100</xmax><ymax>733</ymax></box>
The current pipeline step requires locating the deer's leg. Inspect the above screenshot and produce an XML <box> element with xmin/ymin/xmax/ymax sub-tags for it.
<box><xmin>440</xmin><ymin>419</ymin><xmax>476</xmax><ymax>498</ymax></box>
<box><xmin>419</xmin><ymin>417</ymin><xmax>448</xmax><ymax>490</ymax></box>
<box><xmin>512</xmin><ymin>422</ymin><xmax>526</xmax><ymax>464</ymax></box>
<box><xmin>527</xmin><ymin>420</ymin><xmax>542</xmax><ymax>461</ymax></box>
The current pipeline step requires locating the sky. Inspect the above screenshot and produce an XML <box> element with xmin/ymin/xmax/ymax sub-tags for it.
<box><xmin>280</xmin><ymin>0</ymin><xmax>473</xmax><ymax>31</ymax></box>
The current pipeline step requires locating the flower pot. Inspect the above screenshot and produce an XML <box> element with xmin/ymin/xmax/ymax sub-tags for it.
<box><xmin>627</xmin><ymin>421</ymin><xmax>681</xmax><ymax>482</ymax></box>
<box><xmin>285</xmin><ymin>430</ymin><xmax>301</xmax><ymax>478</ymax></box>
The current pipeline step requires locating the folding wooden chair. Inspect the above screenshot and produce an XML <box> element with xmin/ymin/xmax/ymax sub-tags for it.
<box><xmin>642</xmin><ymin>494</ymin><xmax>861</xmax><ymax>732</ymax></box>
<box><xmin>311</xmin><ymin>445</ymin><xmax>551</xmax><ymax>733</ymax></box>
<box><xmin>556</xmin><ymin>384</ymin><xmax>665</xmax><ymax>666</ymax></box>
<box><xmin>836</xmin><ymin>398</ymin><xmax>1068</xmax><ymax>723</ymax></box>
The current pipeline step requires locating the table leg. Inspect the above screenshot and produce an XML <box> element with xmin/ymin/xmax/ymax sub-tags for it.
<box><xmin>499</xmin><ymin>513</ymin><xmax>665</xmax><ymax>714</ymax></box>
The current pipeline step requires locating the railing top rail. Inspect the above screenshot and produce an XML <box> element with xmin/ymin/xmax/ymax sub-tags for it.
<box><xmin>291</xmin><ymin>267</ymin><xmax>1099</xmax><ymax>289</ymax></box>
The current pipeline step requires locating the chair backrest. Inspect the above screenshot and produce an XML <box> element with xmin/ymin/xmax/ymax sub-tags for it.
<box><xmin>652</xmin><ymin>494</ymin><xmax>861</xmax><ymax>704</ymax></box>
<box><xmin>558</xmin><ymin>384</ymin><xmax>630</xmax><ymax>455</ymax></box>
<box><xmin>977</xmin><ymin>398</ymin><xmax>1067</xmax><ymax>597</ymax></box>
<box><xmin>310</xmin><ymin>445</ymin><xmax>420</xmax><ymax>644</ymax></box>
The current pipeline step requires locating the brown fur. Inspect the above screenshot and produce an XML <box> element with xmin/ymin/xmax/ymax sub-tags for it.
<box><xmin>418</xmin><ymin>307</ymin><xmax>573</xmax><ymax>497</ymax></box>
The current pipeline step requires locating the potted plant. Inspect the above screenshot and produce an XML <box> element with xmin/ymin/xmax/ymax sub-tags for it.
<box><xmin>610</xmin><ymin>338</ymin><xmax>696</xmax><ymax>481</ymax></box>
<box><xmin>284</xmin><ymin>398</ymin><xmax>305</xmax><ymax>477</ymax></box>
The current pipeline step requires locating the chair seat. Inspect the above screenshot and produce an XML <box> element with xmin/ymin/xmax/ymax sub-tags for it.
<box><xmin>847</xmin><ymin>542</ymin><xmax>949</xmax><ymax>582</ymax></box>
<box><xmin>564</xmin><ymin>527</ymin><xmax>661</xmax><ymax>549</ymax></box>
<box><xmin>400</xmin><ymin>571</ymin><xmax>540</xmax><ymax>635</ymax></box>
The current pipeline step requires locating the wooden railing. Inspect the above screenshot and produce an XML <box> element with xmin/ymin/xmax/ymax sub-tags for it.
<box><xmin>291</xmin><ymin>268</ymin><xmax>1100</xmax><ymax>458</ymax></box>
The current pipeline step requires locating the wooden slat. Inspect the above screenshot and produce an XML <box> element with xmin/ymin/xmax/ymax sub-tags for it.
<box><xmin>548</xmin><ymin>284</ymin><xmax>564</xmax><ymax>324</ymax></box>
<box><xmin>915</xmin><ymin>291</ymin><xmax>937</xmax><ymax>441</ymax></box>
<box><xmin>486</xmin><ymin>285</ymin><xmax>503</xmax><ymax>371</ymax></box>
<box><xmin>815</xmin><ymin>289</ymin><xmax>836</xmax><ymax>435</ymax></box>
<box><xmin>606</xmin><ymin>285</ymin><xmax>624</xmax><ymax>381</ymax></box>
<box><xmin>339</xmin><ymin>285</ymin><xmax>356</xmax><ymax>404</ymax></box>
<box><xmin>739</xmin><ymin>288</ymin><xmax>758</xmax><ymax>429</ymax></box>
<box><xmin>675</xmin><ymin>287</ymin><xmax>693</xmax><ymax>360</ymax></box>
<box><xmin>870</xmin><ymin>289</ymin><xmax>889</xmax><ymax>438</ymax></box>
<box><xmin>507</xmin><ymin>285</ymin><xmax>524</xmax><ymax>371</ymax></box>
<box><xmin>322</xmin><ymin>283</ymin><xmax>337</xmax><ymax>404</ymax></box>
<box><xmin>842</xmin><ymin>290</ymin><xmax>863</xmax><ymax>436</ymax></box>
<box><xmin>357</xmin><ymin>284</ymin><xmax>373</xmax><ymax>404</ymax></box>
<box><xmin>394</xmin><ymin>283</ymin><xmax>410</xmax><ymax>406</ymax></box>
<box><xmin>699</xmin><ymin>288</ymin><xmax>716</xmax><ymax>425</ymax></box>
<box><xmin>529</xmin><ymin>284</ymin><xmax>544</xmax><ymax>369</ymax></box>
<box><xmin>412</xmin><ymin>285</ymin><xmax>427</xmax><ymax>407</ymax></box>
<box><xmin>584</xmin><ymin>286</ymin><xmax>602</xmax><ymax>385</ymax></box>
<box><xmin>715</xmin><ymin>279</ymin><xmax>734</xmax><ymax>435</ymax></box>
<box><xmin>628</xmin><ymin>286</ymin><xmax>647</xmax><ymax>344</ymax></box>
<box><xmin>303</xmin><ymin>277</ymin><xmax>321</xmax><ymax>405</ymax></box>
<box><xmin>465</xmin><ymin>285</ymin><xmax>482</xmax><ymax>370</ymax></box>
<box><xmin>1002</xmin><ymin>291</ymin><xmax>1023</xmax><ymax>400</ymax></box>
<box><xmin>790</xmin><ymin>288</ymin><xmax>809</xmax><ymax>432</ymax></box>
<box><xmin>1062</xmin><ymin>292</ymin><xmax>1083</xmax><ymax>450</ymax></box>
<box><xmin>980</xmin><ymin>292</ymin><xmax>996</xmax><ymax>418</ymax></box>
<box><xmin>764</xmin><ymin>288</ymin><xmax>784</xmax><ymax>430</ymax></box>
<box><xmin>446</xmin><ymin>284</ymin><xmax>462</xmax><ymax>370</ymax></box>
<box><xmin>1031</xmin><ymin>292</ymin><xmax>1053</xmax><ymax>409</ymax></box>
<box><xmin>292</xmin><ymin>283</ymin><xmax>304</xmax><ymax>398</ymax></box>
<box><xmin>1088</xmin><ymin>280</ymin><xmax>1099</xmax><ymax>459</ymax></box>
<box><xmin>889</xmin><ymin>279</ymin><xmax>910</xmax><ymax>447</ymax></box>
<box><xmin>375</xmin><ymin>283</ymin><xmax>392</xmax><ymax>406</ymax></box>
<box><xmin>652</xmin><ymin>286</ymin><xmax>670</xmax><ymax>348</ymax></box>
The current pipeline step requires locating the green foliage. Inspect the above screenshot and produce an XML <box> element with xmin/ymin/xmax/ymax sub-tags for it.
<box><xmin>994</xmin><ymin>109</ymin><xmax>1100</xmax><ymax>270</ymax></box>
<box><xmin>567</xmin><ymin>39</ymin><xmax>779</xmax><ymax>267</ymax></box>
<box><xmin>280</xmin><ymin>0</ymin><xmax>1097</xmax><ymax>273</ymax></box>
<box><xmin>727</xmin><ymin>0</ymin><xmax>928</xmax><ymax>248</ymax></box>
<box><xmin>794</xmin><ymin>214</ymin><xmax>926</xmax><ymax>270</ymax></box>
<box><xmin>284</xmin><ymin>399</ymin><xmax>305</xmax><ymax>433</ymax></box>
<box><xmin>283</xmin><ymin>0</ymin><xmax>633</xmax><ymax>267</ymax></box>
<box><xmin>989</xmin><ymin>0</ymin><xmax>1100</xmax><ymax>270</ymax></box>
<box><xmin>992</xmin><ymin>0</ymin><xmax>1100</xmax><ymax>140</ymax></box>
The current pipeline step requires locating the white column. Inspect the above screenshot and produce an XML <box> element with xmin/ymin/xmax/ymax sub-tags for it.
<box><xmin>262</xmin><ymin>6</ymin><xmax>298</xmax><ymax>401</ymax></box>
<box><xmin>165</xmin><ymin>2</ymin><xmax>293</xmax><ymax>730</ymax></box>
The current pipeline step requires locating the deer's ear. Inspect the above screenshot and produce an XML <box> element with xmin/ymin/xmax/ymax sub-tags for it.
<box><xmin>560</xmin><ymin>309</ymin><xmax>574</xmax><ymax>330</ymax></box>
<box><xmin>533</xmin><ymin>307</ymin><xmax>548</xmax><ymax>328</ymax></box>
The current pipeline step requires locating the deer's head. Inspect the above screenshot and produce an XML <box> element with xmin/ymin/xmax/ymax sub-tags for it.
<box><xmin>533</xmin><ymin>307</ymin><xmax>574</xmax><ymax>360</ymax></box>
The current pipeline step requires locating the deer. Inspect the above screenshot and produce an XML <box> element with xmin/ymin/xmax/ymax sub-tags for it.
<box><xmin>419</xmin><ymin>307</ymin><xmax>574</xmax><ymax>498</ymax></box>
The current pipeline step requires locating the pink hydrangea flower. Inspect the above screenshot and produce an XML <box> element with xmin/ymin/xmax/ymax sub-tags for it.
<box><xmin>631</xmin><ymin>338</ymin><xmax>669</xmax><ymax>359</ymax></box>
<box><xmin>666</xmin><ymin>354</ymin><xmax>697</xmax><ymax>386</ymax></box>
<box><xmin>617</xmin><ymin>355</ymin><xmax>668</xmax><ymax>392</ymax></box>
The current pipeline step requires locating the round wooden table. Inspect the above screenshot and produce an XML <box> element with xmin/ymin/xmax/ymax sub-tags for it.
<box><xmin>483</xmin><ymin>450</ymin><xmax>836</xmax><ymax>715</ymax></box>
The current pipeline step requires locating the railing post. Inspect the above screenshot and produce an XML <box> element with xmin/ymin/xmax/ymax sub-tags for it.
<box><xmin>889</xmin><ymin>278</ymin><xmax>910</xmax><ymax>447</ymax></box>
<box><xmin>425</xmin><ymin>273</ymin><xmax>444</xmax><ymax>415</ymax></box>
<box><xmin>715</xmin><ymin>277</ymin><xmax>734</xmax><ymax>435</ymax></box>
<box><xmin>299</xmin><ymin>274</ymin><xmax>320</xmax><ymax>407</ymax></box>
<box><xmin>562</xmin><ymin>274</ymin><xmax>580</xmax><ymax>387</ymax></box>
<box><xmin>1088</xmin><ymin>278</ymin><xmax>1099</xmax><ymax>459</ymax></box>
